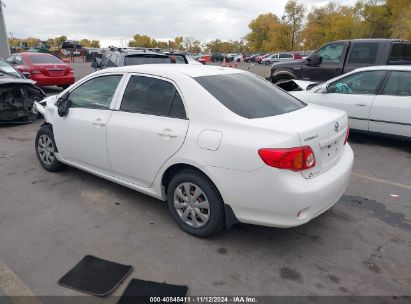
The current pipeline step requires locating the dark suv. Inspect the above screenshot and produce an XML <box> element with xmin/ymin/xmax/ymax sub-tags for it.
<box><xmin>92</xmin><ymin>49</ymin><xmax>170</xmax><ymax>70</ymax></box>
<box><xmin>270</xmin><ymin>39</ymin><xmax>411</xmax><ymax>83</ymax></box>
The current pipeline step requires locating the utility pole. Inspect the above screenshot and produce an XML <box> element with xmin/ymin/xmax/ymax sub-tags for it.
<box><xmin>0</xmin><ymin>0</ymin><xmax>10</xmax><ymax>58</ymax></box>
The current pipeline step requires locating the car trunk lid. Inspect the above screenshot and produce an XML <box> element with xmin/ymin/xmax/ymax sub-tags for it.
<box><xmin>252</xmin><ymin>104</ymin><xmax>348</xmax><ymax>178</ymax></box>
<box><xmin>33</xmin><ymin>64</ymin><xmax>68</xmax><ymax>77</ymax></box>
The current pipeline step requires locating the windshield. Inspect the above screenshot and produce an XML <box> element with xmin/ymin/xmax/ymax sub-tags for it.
<box><xmin>124</xmin><ymin>55</ymin><xmax>170</xmax><ymax>65</ymax></box>
<box><xmin>195</xmin><ymin>73</ymin><xmax>305</xmax><ymax>119</ymax></box>
<box><xmin>29</xmin><ymin>55</ymin><xmax>63</xmax><ymax>64</ymax></box>
<box><xmin>0</xmin><ymin>61</ymin><xmax>22</xmax><ymax>78</ymax></box>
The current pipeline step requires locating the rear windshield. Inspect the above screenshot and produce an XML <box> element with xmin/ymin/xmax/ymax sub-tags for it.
<box><xmin>391</xmin><ymin>43</ymin><xmax>411</xmax><ymax>61</ymax></box>
<box><xmin>124</xmin><ymin>55</ymin><xmax>170</xmax><ymax>65</ymax></box>
<box><xmin>195</xmin><ymin>73</ymin><xmax>305</xmax><ymax>119</ymax></box>
<box><xmin>29</xmin><ymin>55</ymin><xmax>63</xmax><ymax>64</ymax></box>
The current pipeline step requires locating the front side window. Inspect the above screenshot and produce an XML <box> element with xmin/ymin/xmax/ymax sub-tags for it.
<box><xmin>349</xmin><ymin>43</ymin><xmax>379</xmax><ymax>64</ymax></box>
<box><xmin>382</xmin><ymin>71</ymin><xmax>411</xmax><ymax>96</ymax></box>
<box><xmin>120</xmin><ymin>76</ymin><xmax>186</xmax><ymax>118</ymax></box>
<box><xmin>195</xmin><ymin>73</ymin><xmax>305</xmax><ymax>119</ymax></box>
<box><xmin>316</xmin><ymin>43</ymin><xmax>345</xmax><ymax>63</ymax></box>
<box><xmin>69</xmin><ymin>75</ymin><xmax>122</xmax><ymax>109</ymax></box>
<box><xmin>327</xmin><ymin>71</ymin><xmax>387</xmax><ymax>95</ymax></box>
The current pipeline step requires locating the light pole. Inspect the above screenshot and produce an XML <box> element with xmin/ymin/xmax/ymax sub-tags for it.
<box><xmin>0</xmin><ymin>0</ymin><xmax>10</xmax><ymax>58</ymax></box>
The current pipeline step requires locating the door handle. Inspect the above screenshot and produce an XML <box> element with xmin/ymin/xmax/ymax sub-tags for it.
<box><xmin>158</xmin><ymin>128</ymin><xmax>178</xmax><ymax>138</ymax></box>
<box><xmin>92</xmin><ymin>119</ymin><xmax>106</xmax><ymax>127</ymax></box>
<box><xmin>354</xmin><ymin>104</ymin><xmax>367</xmax><ymax>107</ymax></box>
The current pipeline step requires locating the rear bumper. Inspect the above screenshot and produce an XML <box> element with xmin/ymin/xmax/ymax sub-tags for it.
<box><xmin>206</xmin><ymin>144</ymin><xmax>354</xmax><ymax>228</ymax></box>
<box><xmin>31</xmin><ymin>74</ymin><xmax>75</xmax><ymax>86</ymax></box>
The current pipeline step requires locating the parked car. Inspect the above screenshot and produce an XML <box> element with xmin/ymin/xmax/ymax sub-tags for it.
<box><xmin>270</xmin><ymin>39</ymin><xmax>411</xmax><ymax>83</ymax></box>
<box><xmin>5</xmin><ymin>52</ymin><xmax>75</xmax><ymax>89</ymax></box>
<box><xmin>0</xmin><ymin>59</ymin><xmax>45</xmax><ymax>122</ymax></box>
<box><xmin>285</xmin><ymin>66</ymin><xmax>411</xmax><ymax>139</ymax></box>
<box><xmin>34</xmin><ymin>64</ymin><xmax>353</xmax><ymax>237</ymax></box>
<box><xmin>256</xmin><ymin>54</ymin><xmax>270</xmax><ymax>64</ymax></box>
<box><xmin>164</xmin><ymin>52</ymin><xmax>202</xmax><ymax>65</ymax></box>
<box><xmin>262</xmin><ymin>53</ymin><xmax>298</xmax><ymax>65</ymax></box>
<box><xmin>91</xmin><ymin>49</ymin><xmax>170</xmax><ymax>70</ymax></box>
<box><xmin>226</xmin><ymin>53</ymin><xmax>242</xmax><ymax>62</ymax></box>
<box><xmin>211</xmin><ymin>53</ymin><xmax>225</xmax><ymax>62</ymax></box>
<box><xmin>243</xmin><ymin>54</ymin><xmax>260</xmax><ymax>63</ymax></box>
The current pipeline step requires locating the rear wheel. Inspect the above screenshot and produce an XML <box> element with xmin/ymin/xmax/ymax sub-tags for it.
<box><xmin>167</xmin><ymin>169</ymin><xmax>225</xmax><ymax>237</ymax></box>
<box><xmin>35</xmin><ymin>125</ymin><xmax>66</xmax><ymax>172</ymax></box>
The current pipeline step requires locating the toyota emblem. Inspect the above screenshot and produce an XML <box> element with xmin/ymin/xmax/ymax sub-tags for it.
<box><xmin>334</xmin><ymin>122</ymin><xmax>340</xmax><ymax>133</ymax></box>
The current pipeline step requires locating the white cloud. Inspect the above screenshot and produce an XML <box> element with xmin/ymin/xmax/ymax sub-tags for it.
<box><xmin>3</xmin><ymin>0</ymin><xmax>357</xmax><ymax>46</ymax></box>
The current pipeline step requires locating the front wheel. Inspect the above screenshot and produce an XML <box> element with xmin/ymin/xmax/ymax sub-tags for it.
<box><xmin>35</xmin><ymin>125</ymin><xmax>66</xmax><ymax>172</ymax></box>
<box><xmin>265</xmin><ymin>61</ymin><xmax>271</xmax><ymax>65</ymax></box>
<box><xmin>167</xmin><ymin>169</ymin><xmax>225</xmax><ymax>237</ymax></box>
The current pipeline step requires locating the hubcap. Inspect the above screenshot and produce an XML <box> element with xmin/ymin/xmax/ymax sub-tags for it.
<box><xmin>37</xmin><ymin>135</ymin><xmax>55</xmax><ymax>165</ymax></box>
<box><xmin>173</xmin><ymin>183</ymin><xmax>210</xmax><ymax>228</ymax></box>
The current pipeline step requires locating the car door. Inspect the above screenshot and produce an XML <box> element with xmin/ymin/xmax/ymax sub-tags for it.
<box><xmin>370</xmin><ymin>71</ymin><xmax>411</xmax><ymax>137</ymax></box>
<box><xmin>107</xmin><ymin>74</ymin><xmax>189</xmax><ymax>187</ymax></box>
<box><xmin>52</xmin><ymin>74</ymin><xmax>125</xmax><ymax>174</ymax></box>
<box><xmin>308</xmin><ymin>70</ymin><xmax>388</xmax><ymax>131</ymax></box>
<box><xmin>302</xmin><ymin>42</ymin><xmax>349</xmax><ymax>81</ymax></box>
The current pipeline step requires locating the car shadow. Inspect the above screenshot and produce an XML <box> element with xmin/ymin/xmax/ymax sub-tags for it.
<box><xmin>349</xmin><ymin>131</ymin><xmax>411</xmax><ymax>153</ymax></box>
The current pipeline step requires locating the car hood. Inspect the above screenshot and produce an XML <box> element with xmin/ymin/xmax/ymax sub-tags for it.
<box><xmin>0</xmin><ymin>77</ymin><xmax>36</xmax><ymax>85</ymax></box>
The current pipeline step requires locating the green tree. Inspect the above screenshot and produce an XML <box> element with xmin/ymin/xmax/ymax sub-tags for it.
<box><xmin>283</xmin><ymin>0</ymin><xmax>305</xmax><ymax>50</ymax></box>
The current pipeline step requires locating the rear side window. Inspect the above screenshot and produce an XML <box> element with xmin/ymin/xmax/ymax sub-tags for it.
<box><xmin>279</xmin><ymin>53</ymin><xmax>293</xmax><ymax>59</ymax></box>
<box><xmin>124</xmin><ymin>55</ymin><xmax>170</xmax><ymax>65</ymax></box>
<box><xmin>195</xmin><ymin>73</ymin><xmax>305</xmax><ymax>119</ymax></box>
<box><xmin>382</xmin><ymin>71</ymin><xmax>411</xmax><ymax>96</ymax></box>
<box><xmin>349</xmin><ymin>43</ymin><xmax>379</xmax><ymax>64</ymax></box>
<box><xmin>29</xmin><ymin>55</ymin><xmax>62</xmax><ymax>64</ymax></box>
<box><xmin>391</xmin><ymin>43</ymin><xmax>411</xmax><ymax>61</ymax></box>
<box><xmin>120</xmin><ymin>76</ymin><xmax>186</xmax><ymax>118</ymax></box>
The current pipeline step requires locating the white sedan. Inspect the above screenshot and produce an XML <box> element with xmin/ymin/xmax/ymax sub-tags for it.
<box><xmin>35</xmin><ymin>65</ymin><xmax>353</xmax><ymax>237</ymax></box>
<box><xmin>289</xmin><ymin>66</ymin><xmax>411</xmax><ymax>139</ymax></box>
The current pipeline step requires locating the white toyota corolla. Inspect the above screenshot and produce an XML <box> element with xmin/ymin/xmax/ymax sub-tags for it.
<box><xmin>35</xmin><ymin>65</ymin><xmax>353</xmax><ymax>237</ymax></box>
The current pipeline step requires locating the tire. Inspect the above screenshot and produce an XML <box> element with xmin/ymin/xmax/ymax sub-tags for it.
<box><xmin>265</xmin><ymin>61</ymin><xmax>271</xmax><ymax>65</ymax></box>
<box><xmin>167</xmin><ymin>169</ymin><xmax>225</xmax><ymax>238</ymax></box>
<box><xmin>35</xmin><ymin>125</ymin><xmax>66</xmax><ymax>172</ymax></box>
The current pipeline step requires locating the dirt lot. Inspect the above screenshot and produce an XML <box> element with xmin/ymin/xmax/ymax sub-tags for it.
<box><xmin>0</xmin><ymin>62</ymin><xmax>410</xmax><ymax>302</ymax></box>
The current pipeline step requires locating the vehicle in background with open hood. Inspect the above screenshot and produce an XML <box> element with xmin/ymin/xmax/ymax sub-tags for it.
<box><xmin>0</xmin><ymin>59</ymin><xmax>45</xmax><ymax>122</ymax></box>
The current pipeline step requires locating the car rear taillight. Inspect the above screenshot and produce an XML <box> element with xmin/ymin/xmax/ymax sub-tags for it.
<box><xmin>258</xmin><ymin>146</ymin><xmax>316</xmax><ymax>171</ymax></box>
<box><xmin>344</xmin><ymin>127</ymin><xmax>350</xmax><ymax>145</ymax></box>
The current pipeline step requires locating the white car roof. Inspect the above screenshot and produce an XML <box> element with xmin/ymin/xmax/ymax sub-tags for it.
<box><xmin>352</xmin><ymin>65</ymin><xmax>411</xmax><ymax>72</ymax></box>
<box><xmin>98</xmin><ymin>64</ymin><xmax>246</xmax><ymax>78</ymax></box>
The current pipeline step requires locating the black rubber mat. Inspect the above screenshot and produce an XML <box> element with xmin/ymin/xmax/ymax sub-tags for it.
<box><xmin>118</xmin><ymin>279</ymin><xmax>188</xmax><ymax>304</ymax></box>
<box><xmin>58</xmin><ymin>255</ymin><xmax>133</xmax><ymax>296</ymax></box>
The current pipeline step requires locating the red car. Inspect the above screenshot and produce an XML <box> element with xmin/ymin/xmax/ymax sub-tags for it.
<box><xmin>5</xmin><ymin>52</ymin><xmax>75</xmax><ymax>89</ymax></box>
<box><xmin>256</xmin><ymin>54</ymin><xmax>270</xmax><ymax>64</ymax></box>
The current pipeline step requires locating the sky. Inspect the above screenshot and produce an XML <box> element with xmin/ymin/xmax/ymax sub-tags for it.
<box><xmin>3</xmin><ymin>0</ymin><xmax>356</xmax><ymax>47</ymax></box>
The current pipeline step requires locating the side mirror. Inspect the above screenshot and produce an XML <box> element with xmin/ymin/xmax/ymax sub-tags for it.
<box><xmin>56</xmin><ymin>93</ymin><xmax>71</xmax><ymax>117</ymax></box>
<box><xmin>91</xmin><ymin>58</ymin><xmax>102</xmax><ymax>70</ymax></box>
<box><xmin>307</xmin><ymin>54</ymin><xmax>322</xmax><ymax>66</ymax></box>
